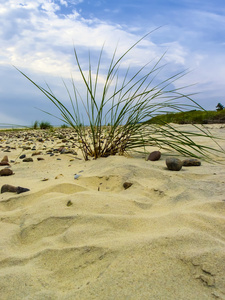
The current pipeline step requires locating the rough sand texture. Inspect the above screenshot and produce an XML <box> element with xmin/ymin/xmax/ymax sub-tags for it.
<box><xmin>0</xmin><ymin>125</ymin><xmax>225</xmax><ymax>299</ymax></box>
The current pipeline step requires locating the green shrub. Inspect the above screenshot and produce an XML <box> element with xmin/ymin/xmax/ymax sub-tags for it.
<box><xmin>39</xmin><ymin>121</ymin><xmax>52</xmax><ymax>130</ymax></box>
<box><xmin>32</xmin><ymin>120</ymin><xmax>39</xmax><ymax>129</ymax></box>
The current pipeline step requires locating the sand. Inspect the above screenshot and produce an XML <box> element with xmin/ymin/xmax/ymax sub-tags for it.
<box><xmin>0</xmin><ymin>124</ymin><xmax>225</xmax><ymax>300</ymax></box>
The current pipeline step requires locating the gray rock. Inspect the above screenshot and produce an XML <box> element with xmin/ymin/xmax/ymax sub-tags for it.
<box><xmin>166</xmin><ymin>157</ymin><xmax>183</xmax><ymax>171</ymax></box>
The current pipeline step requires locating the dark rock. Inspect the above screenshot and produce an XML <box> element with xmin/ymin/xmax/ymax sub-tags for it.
<box><xmin>37</xmin><ymin>157</ymin><xmax>44</xmax><ymax>161</ymax></box>
<box><xmin>23</xmin><ymin>157</ymin><xmax>33</xmax><ymax>162</ymax></box>
<box><xmin>16</xmin><ymin>186</ymin><xmax>30</xmax><ymax>194</ymax></box>
<box><xmin>147</xmin><ymin>151</ymin><xmax>161</xmax><ymax>161</ymax></box>
<box><xmin>123</xmin><ymin>182</ymin><xmax>133</xmax><ymax>190</ymax></box>
<box><xmin>0</xmin><ymin>168</ymin><xmax>14</xmax><ymax>176</ymax></box>
<box><xmin>182</xmin><ymin>158</ymin><xmax>201</xmax><ymax>166</ymax></box>
<box><xmin>67</xmin><ymin>200</ymin><xmax>73</xmax><ymax>206</ymax></box>
<box><xmin>166</xmin><ymin>157</ymin><xmax>183</xmax><ymax>171</ymax></box>
<box><xmin>1</xmin><ymin>184</ymin><xmax>30</xmax><ymax>194</ymax></box>
<box><xmin>19</xmin><ymin>154</ymin><xmax>26</xmax><ymax>159</ymax></box>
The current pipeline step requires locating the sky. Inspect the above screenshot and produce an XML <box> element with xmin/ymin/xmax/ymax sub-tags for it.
<box><xmin>0</xmin><ymin>0</ymin><xmax>225</xmax><ymax>126</ymax></box>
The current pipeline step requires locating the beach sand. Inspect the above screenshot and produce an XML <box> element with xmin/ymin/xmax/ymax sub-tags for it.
<box><xmin>0</xmin><ymin>124</ymin><xmax>225</xmax><ymax>299</ymax></box>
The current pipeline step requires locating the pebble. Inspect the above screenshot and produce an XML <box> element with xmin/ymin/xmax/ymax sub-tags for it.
<box><xmin>23</xmin><ymin>157</ymin><xmax>33</xmax><ymax>162</ymax></box>
<box><xmin>67</xmin><ymin>200</ymin><xmax>73</xmax><ymax>206</ymax></box>
<box><xmin>147</xmin><ymin>151</ymin><xmax>161</xmax><ymax>161</ymax></box>
<box><xmin>32</xmin><ymin>151</ymin><xmax>42</xmax><ymax>156</ymax></box>
<box><xmin>0</xmin><ymin>168</ymin><xmax>14</xmax><ymax>176</ymax></box>
<box><xmin>123</xmin><ymin>182</ymin><xmax>133</xmax><ymax>189</ymax></box>
<box><xmin>19</xmin><ymin>154</ymin><xmax>26</xmax><ymax>159</ymax></box>
<box><xmin>1</xmin><ymin>184</ymin><xmax>30</xmax><ymax>194</ymax></box>
<box><xmin>0</xmin><ymin>156</ymin><xmax>10</xmax><ymax>166</ymax></box>
<box><xmin>74</xmin><ymin>174</ymin><xmax>81</xmax><ymax>179</ymax></box>
<box><xmin>166</xmin><ymin>157</ymin><xmax>183</xmax><ymax>171</ymax></box>
<box><xmin>182</xmin><ymin>158</ymin><xmax>201</xmax><ymax>166</ymax></box>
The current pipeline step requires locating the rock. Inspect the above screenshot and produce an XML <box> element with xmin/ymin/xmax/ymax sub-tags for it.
<box><xmin>182</xmin><ymin>158</ymin><xmax>201</xmax><ymax>166</ymax></box>
<box><xmin>67</xmin><ymin>200</ymin><xmax>73</xmax><ymax>206</ymax></box>
<box><xmin>1</xmin><ymin>184</ymin><xmax>30</xmax><ymax>194</ymax></box>
<box><xmin>37</xmin><ymin>157</ymin><xmax>44</xmax><ymax>161</ymax></box>
<box><xmin>166</xmin><ymin>157</ymin><xmax>183</xmax><ymax>171</ymax></box>
<box><xmin>32</xmin><ymin>151</ymin><xmax>42</xmax><ymax>156</ymax></box>
<box><xmin>0</xmin><ymin>168</ymin><xmax>14</xmax><ymax>176</ymax></box>
<box><xmin>55</xmin><ymin>174</ymin><xmax>64</xmax><ymax>179</ymax></box>
<box><xmin>23</xmin><ymin>157</ymin><xmax>33</xmax><ymax>162</ymax></box>
<box><xmin>19</xmin><ymin>154</ymin><xmax>26</xmax><ymax>159</ymax></box>
<box><xmin>147</xmin><ymin>151</ymin><xmax>161</xmax><ymax>161</ymax></box>
<box><xmin>123</xmin><ymin>182</ymin><xmax>133</xmax><ymax>190</ymax></box>
<box><xmin>16</xmin><ymin>186</ymin><xmax>30</xmax><ymax>194</ymax></box>
<box><xmin>0</xmin><ymin>156</ymin><xmax>10</xmax><ymax>166</ymax></box>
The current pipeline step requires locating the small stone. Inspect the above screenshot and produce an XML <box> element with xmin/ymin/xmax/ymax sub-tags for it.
<box><xmin>0</xmin><ymin>168</ymin><xmax>14</xmax><ymax>176</ymax></box>
<box><xmin>37</xmin><ymin>157</ymin><xmax>44</xmax><ymax>161</ymax></box>
<box><xmin>19</xmin><ymin>154</ymin><xmax>26</xmax><ymax>159</ymax></box>
<box><xmin>74</xmin><ymin>174</ymin><xmax>81</xmax><ymax>179</ymax></box>
<box><xmin>67</xmin><ymin>200</ymin><xmax>73</xmax><ymax>206</ymax></box>
<box><xmin>166</xmin><ymin>157</ymin><xmax>183</xmax><ymax>171</ymax></box>
<box><xmin>182</xmin><ymin>158</ymin><xmax>201</xmax><ymax>166</ymax></box>
<box><xmin>0</xmin><ymin>155</ymin><xmax>10</xmax><ymax>166</ymax></box>
<box><xmin>23</xmin><ymin>157</ymin><xmax>33</xmax><ymax>162</ymax></box>
<box><xmin>32</xmin><ymin>151</ymin><xmax>42</xmax><ymax>156</ymax></box>
<box><xmin>1</xmin><ymin>184</ymin><xmax>29</xmax><ymax>194</ymax></box>
<box><xmin>123</xmin><ymin>182</ymin><xmax>133</xmax><ymax>190</ymax></box>
<box><xmin>55</xmin><ymin>174</ymin><xmax>64</xmax><ymax>179</ymax></box>
<box><xmin>147</xmin><ymin>151</ymin><xmax>161</xmax><ymax>161</ymax></box>
<box><xmin>1</xmin><ymin>184</ymin><xmax>17</xmax><ymax>193</ymax></box>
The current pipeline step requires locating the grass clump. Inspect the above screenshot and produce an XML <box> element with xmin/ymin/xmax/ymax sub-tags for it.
<box><xmin>16</xmin><ymin>31</ymin><xmax>224</xmax><ymax>160</ymax></box>
<box><xmin>39</xmin><ymin>121</ymin><xmax>53</xmax><ymax>130</ymax></box>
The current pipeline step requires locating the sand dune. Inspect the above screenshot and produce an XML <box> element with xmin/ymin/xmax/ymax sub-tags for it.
<box><xmin>0</xmin><ymin>125</ymin><xmax>225</xmax><ymax>299</ymax></box>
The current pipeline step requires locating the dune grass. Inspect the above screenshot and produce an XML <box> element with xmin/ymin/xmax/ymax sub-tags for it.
<box><xmin>15</xmin><ymin>31</ymin><xmax>224</xmax><ymax>160</ymax></box>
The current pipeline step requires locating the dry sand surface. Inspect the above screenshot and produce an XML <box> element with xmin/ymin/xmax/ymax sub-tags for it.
<box><xmin>0</xmin><ymin>124</ymin><xmax>225</xmax><ymax>300</ymax></box>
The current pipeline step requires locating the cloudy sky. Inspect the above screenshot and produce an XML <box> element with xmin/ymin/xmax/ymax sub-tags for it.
<box><xmin>0</xmin><ymin>0</ymin><xmax>225</xmax><ymax>126</ymax></box>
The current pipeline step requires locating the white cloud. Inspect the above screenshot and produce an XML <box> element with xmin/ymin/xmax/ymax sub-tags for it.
<box><xmin>0</xmin><ymin>0</ymin><xmax>225</xmax><ymax>125</ymax></box>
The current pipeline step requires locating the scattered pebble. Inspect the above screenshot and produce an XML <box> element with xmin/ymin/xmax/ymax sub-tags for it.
<box><xmin>74</xmin><ymin>174</ymin><xmax>81</xmax><ymax>179</ymax></box>
<box><xmin>0</xmin><ymin>168</ymin><xmax>14</xmax><ymax>176</ymax></box>
<box><xmin>67</xmin><ymin>200</ymin><xmax>73</xmax><ymax>206</ymax></box>
<box><xmin>1</xmin><ymin>184</ymin><xmax>29</xmax><ymax>194</ymax></box>
<box><xmin>147</xmin><ymin>151</ymin><xmax>161</xmax><ymax>161</ymax></box>
<box><xmin>166</xmin><ymin>157</ymin><xmax>183</xmax><ymax>171</ymax></box>
<box><xmin>19</xmin><ymin>154</ymin><xmax>26</xmax><ymax>159</ymax></box>
<box><xmin>182</xmin><ymin>158</ymin><xmax>201</xmax><ymax>166</ymax></box>
<box><xmin>0</xmin><ymin>155</ymin><xmax>10</xmax><ymax>166</ymax></box>
<box><xmin>32</xmin><ymin>151</ymin><xmax>42</xmax><ymax>156</ymax></box>
<box><xmin>23</xmin><ymin>157</ymin><xmax>33</xmax><ymax>162</ymax></box>
<box><xmin>41</xmin><ymin>178</ymin><xmax>49</xmax><ymax>181</ymax></box>
<box><xmin>55</xmin><ymin>174</ymin><xmax>64</xmax><ymax>179</ymax></box>
<box><xmin>123</xmin><ymin>182</ymin><xmax>133</xmax><ymax>190</ymax></box>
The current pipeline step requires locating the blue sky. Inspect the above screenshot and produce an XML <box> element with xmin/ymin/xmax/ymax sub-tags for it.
<box><xmin>0</xmin><ymin>0</ymin><xmax>225</xmax><ymax>126</ymax></box>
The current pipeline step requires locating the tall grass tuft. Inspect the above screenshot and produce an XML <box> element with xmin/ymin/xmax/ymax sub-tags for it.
<box><xmin>16</xmin><ymin>31</ymin><xmax>224</xmax><ymax>160</ymax></box>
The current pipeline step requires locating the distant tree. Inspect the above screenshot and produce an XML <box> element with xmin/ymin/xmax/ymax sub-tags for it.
<box><xmin>216</xmin><ymin>103</ymin><xmax>224</xmax><ymax>111</ymax></box>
